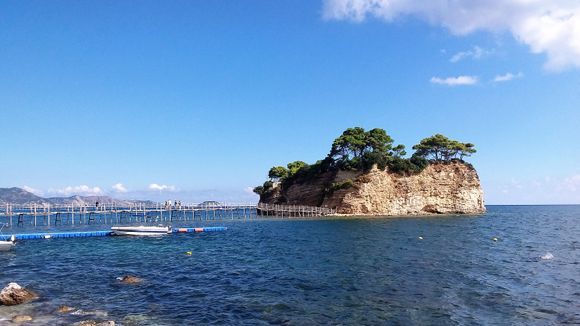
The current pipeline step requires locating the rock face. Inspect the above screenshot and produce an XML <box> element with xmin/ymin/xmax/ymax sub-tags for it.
<box><xmin>0</xmin><ymin>283</ymin><xmax>38</xmax><ymax>306</ymax></box>
<box><xmin>260</xmin><ymin>162</ymin><xmax>485</xmax><ymax>216</ymax></box>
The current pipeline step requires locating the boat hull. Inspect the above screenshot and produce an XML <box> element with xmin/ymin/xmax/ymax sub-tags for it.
<box><xmin>0</xmin><ymin>241</ymin><xmax>15</xmax><ymax>251</ymax></box>
<box><xmin>111</xmin><ymin>226</ymin><xmax>171</xmax><ymax>236</ymax></box>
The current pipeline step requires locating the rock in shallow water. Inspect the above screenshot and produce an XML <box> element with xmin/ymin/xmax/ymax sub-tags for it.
<box><xmin>74</xmin><ymin>320</ymin><xmax>115</xmax><ymax>326</ymax></box>
<box><xmin>117</xmin><ymin>275</ymin><xmax>143</xmax><ymax>285</ymax></box>
<box><xmin>70</xmin><ymin>309</ymin><xmax>109</xmax><ymax>317</ymax></box>
<box><xmin>56</xmin><ymin>305</ymin><xmax>75</xmax><ymax>313</ymax></box>
<box><xmin>11</xmin><ymin>315</ymin><xmax>33</xmax><ymax>323</ymax></box>
<box><xmin>0</xmin><ymin>283</ymin><xmax>38</xmax><ymax>306</ymax></box>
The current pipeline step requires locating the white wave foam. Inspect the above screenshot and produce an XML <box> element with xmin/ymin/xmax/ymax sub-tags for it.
<box><xmin>541</xmin><ymin>252</ymin><xmax>554</xmax><ymax>260</ymax></box>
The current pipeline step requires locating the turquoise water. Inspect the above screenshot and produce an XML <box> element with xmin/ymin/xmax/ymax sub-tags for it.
<box><xmin>0</xmin><ymin>206</ymin><xmax>579</xmax><ymax>325</ymax></box>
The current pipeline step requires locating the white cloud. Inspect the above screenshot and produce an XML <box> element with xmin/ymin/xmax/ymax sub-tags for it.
<box><xmin>563</xmin><ymin>174</ymin><xmax>580</xmax><ymax>192</ymax></box>
<box><xmin>49</xmin><ymin>185</ymin><xmax>103</xmax><ymax>196</ymax></box>
<box><xmin>493</xmin><ymin>72</ymin><xmax>524</xmax><ymax>82</ymax></box>
<box><xmin>488</xmin><ymin>174</ymin><xmax>580</xmax><ymax>204</ymax></box>
<box><xmin>430</xmin><ymin>75</ymin><xmax>479</xmax><ymax>86</ymax></box>
<box><xmin>22</xmin><ymin>185</ymin><xmax>43</xmax><ymax>196</ymax></box>
<box><xmin>148</xmin><ymin>184</ymin><xmax>177</xmax><ymax>192</ymax></box>
<box><xmin>450</xmin><ymin>46</ymin><xmax>491</xmax><ymax>63</ymax></box>
<box><xmin>323</xmin><ymin>0</ymin><xmax>580</xmax><ymax>71</ymax></box>
<box><xmin>244</xmin><ymin>186</ymin><xmax>257</xmax><ymax>195</ymax></box>
<box><xmin>112</xmin><ymin>183</ymin><xmax>128</xmax><ymax>193</ymax></box>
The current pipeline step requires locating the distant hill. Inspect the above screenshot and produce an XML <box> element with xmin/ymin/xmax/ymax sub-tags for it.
<box><xmin>0</xmin><ymin>187</ymin><xmax>50</xmax><ymax>205</ymax></box>
<box><xmin>197</xmin><ymin>201</ymin><xmax>223</xmax><ymax>208</ymax></box>
<box><xmin>0</xmin><ymin>187</ymin><xmax>155</xmax><ymax>207</ymax></box>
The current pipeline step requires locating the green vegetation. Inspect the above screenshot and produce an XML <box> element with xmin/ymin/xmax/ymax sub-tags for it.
<box><xmin>412</xmin><ymin>134</ymin><xmax>477</xmax><ymax>161</ymax></box>
<box><xmin>330</xmin><ymin>179</ymin><xmax>354</xmax><ymax>192</ymax></box>
<box><xmin>254</xmin><ymin>127</ymin><xmax>476</xmax><ymax>195</ymax></box>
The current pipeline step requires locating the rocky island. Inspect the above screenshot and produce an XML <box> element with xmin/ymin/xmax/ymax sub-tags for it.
<box><xmin>255</xmin><ymin>128</ymin><xmax>485</xmax><ymax>216</ymax></box>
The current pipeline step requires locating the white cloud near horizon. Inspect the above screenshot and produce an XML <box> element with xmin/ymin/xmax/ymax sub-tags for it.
<box><xmin>563</xmin><ymin>174</ymin><xmax>580</xmax><ymax>192</ymax></box>
<box><xmin>112</xmin><ymin>183</ymin><xmax>128</xmax><ymax>193</ymax></box>
<box><xmin>488</xmin><ymin>174</ymin><xmax>580</xmax><ymax>204</ymax></box>
<box><xmin>148</xmin><ymin>183</ymin><xmax>177</xmax><ymax>192</ymax></box>
<box><xmin>323</xmin><ymin>0</ymin><xmax>580</xmax><ymax>71</ymax></box>
<box><xmin>430</xmin><ymin>75</ymin><xmax>479</xmax><ymax>86</ymax></box>
<box><xmin>22</xmin><ymin>185</ymin><xmax>43</xmax><ymax>196</ymax></box>
<box><xmin>493</xmin><ymin>72</ymin><xmax>524</xmax><ymax>82</ymax></box>
<box><xmin>48</xmin><ymin>185</ymin><xmax>103</xmax><ymax>197</ymax></box>
<box><xmin>450</xmin><ymin>46</ymin><xmax>492</xmax><ymax>63</ymax></box>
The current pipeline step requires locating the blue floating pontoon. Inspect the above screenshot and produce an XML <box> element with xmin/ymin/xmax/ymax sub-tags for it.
<box><xmin>0</xmin><ymin>231</ymin><xmax>112</xmax><ymax>241</ymax></box>
<box><xmin>173</xmin><ymin>227</ymin><xmax>228</xmax><ymax>233</ymax></box>
<box><xmin>0</xmin><ymin>227</ymin><xmax>227</xmax><ymax>241</ymax></box>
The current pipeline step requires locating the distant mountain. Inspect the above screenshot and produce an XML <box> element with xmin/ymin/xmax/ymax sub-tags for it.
<box><xmin>46</xmin><ymin>195</ymin><xmax>156</xmax><ymax>207</ymax></box>
<box><xmin>197</xmin><ymin>201</ymin><xmax>223</xmax><ymax>208</ymax></box>
<box><xmin>0</xmin><ymin>187</ymin><xmax>156</xmax><ymax>207</ymax></box>
<box><xmin>0</xmin><ymin>187</ymin><xmax>49</xmax><ymax>205</ymax></box>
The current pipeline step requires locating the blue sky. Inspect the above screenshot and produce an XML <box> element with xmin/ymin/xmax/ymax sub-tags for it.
<box><xmin>0</xmin><ymin>0</ymin><xmax>579</xmax><ymax>204</ymax></box>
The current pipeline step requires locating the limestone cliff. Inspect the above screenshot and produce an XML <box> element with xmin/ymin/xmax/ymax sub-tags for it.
<box><xmin>259</xmin><ymin>162</ymin><xmax>485</xmax><ymax>216</ymax></box>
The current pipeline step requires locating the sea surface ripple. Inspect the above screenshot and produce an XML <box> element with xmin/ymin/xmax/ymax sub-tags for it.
<box><xmin>0</xmin><ymin>205</ymin><xmax>579</xmax><ymax>325</ymax></box>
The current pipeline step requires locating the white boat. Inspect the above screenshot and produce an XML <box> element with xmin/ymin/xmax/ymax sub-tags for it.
<box><xmin>0</xmin><ymin>235</ymin><xmax>16</xmax><ymax>251</ymax></box>
<box><xmin>111</xmin><ymin>226</ymin><xmax>172</xmax><ymax>236</ymax></box>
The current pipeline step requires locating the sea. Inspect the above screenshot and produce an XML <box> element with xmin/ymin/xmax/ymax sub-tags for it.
<box><xmin>0</xmin><ymin>205</ymin><xmax>578</xmax><ymax>325</ymax></box>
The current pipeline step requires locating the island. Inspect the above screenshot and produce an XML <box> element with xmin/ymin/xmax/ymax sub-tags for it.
<box><xmin>254</xmin><ymin>127</ymin><xmax>485</xmax><ymax>216</ymax></box>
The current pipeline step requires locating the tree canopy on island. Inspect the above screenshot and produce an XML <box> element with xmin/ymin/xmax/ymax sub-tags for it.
<box><xmin>412</xmin><ymin>134</ymin><xmax>476</xmax><ymax>161</ymax></box>
<box><xmin>254</xmin><ymin>127</ymin><xmax>477</xmax><ymax>195</ymax></box>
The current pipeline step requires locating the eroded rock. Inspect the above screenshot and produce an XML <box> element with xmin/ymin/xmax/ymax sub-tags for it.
<box><xmin>262</xmin><ymin>162</ymin><xmax>486</xmax><ymax>216</ymax></box>
<box><xmin>117</xmin><ymin>275</ymin><xmax>143</xmax><ymax>285</ymax></box>
<box><xmin>0</xmin><ymin>283</ymin><xmax>38</xmax><ymax>306</ymax></box>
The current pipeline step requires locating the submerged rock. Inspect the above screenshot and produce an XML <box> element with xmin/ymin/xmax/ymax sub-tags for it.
<box><xmin>11</xmin><ymin>315</ymin><xmax>33</xmax><ymax>323</ymax></box>
<box><xmin>117</xmin><ymin>275</ymin><xmax>143</xmax><ymax>285</ymax></box>
<box><xmin>70</xmin><ymin>309</ymin><xmax>109</xmax><ymax>317</ymax></box>
<box><xmin>74</xmin><ymin>320</ymin><xmax>115</xmax><ymax>326</ymax></box>
<box><xmin>122</xmin><ymin>314</ymin><xmax>150</xmax><ymax>325</ymax></box>
<box><xmin>57</xmin><ymin>305</ymin><xmax>75</xmax><ymax>313</ymax></box>
<box><xmin>0</xmin><ymin>283</ymin><xmax>38</xmax><ymax>306</ymax></box>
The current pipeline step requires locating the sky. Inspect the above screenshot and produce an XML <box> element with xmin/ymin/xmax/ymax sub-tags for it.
<box><xmin>0</xmin><ymin>0</ymin><xmax>579</xmax><ymax>204</ymax></box>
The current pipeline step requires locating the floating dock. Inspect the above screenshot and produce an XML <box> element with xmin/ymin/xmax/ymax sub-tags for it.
<box><xmin>0</xmin><ymin>203</ymin><xmax>334</xmax><ymax>228</ymax></box>
<box><xmin>0</xmin><ymin>227</ymin><xmax>228</xmax><ymax>241</ymax></box>
<box><xmin>174</xmin><ymin>227</ymin><xmax>228</xmax><ymax>233</ymax></box>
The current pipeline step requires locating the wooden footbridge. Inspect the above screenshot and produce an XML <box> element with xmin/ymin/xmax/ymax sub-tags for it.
<box><xmin>0</xmin><ymin>202</ymin><xmax>336</xmax><ymax>228</ymax></box>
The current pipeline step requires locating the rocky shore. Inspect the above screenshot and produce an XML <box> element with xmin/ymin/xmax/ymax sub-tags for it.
<box><xmin>0</xmin><ymin>276</ymin><xmax>153</xmax><ymax>325</ymax></box>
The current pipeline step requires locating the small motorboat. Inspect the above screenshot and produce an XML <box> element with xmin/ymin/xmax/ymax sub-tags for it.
<box><xmin>0</xmin><ymin>235</ymin><xmax>16</xmax><ymax>251</ymax></box>
<box><xmin>111</xmin><ymin>225</ymin><xmax>172</xmax><ymax>236</ymax></box>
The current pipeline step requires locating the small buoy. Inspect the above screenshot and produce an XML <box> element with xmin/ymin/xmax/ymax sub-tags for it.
<box><xmin>418</xmin><ymin>236</ymin><xmax>424</xmax><ymax>240</ymax></box>
<box><xmin>186</xmin><ymin>251</ymin><xmax>192</xmax><ymax>256</ymax></box>
<box><xmin>541</xmin><ymin>252</ymin><xmax>554</xmax><ymax>260</ymax></box>
<box><xmin>44</xmin><ymin>235</ymin><xmax>52</xmax><ymax>239</ymax></box>
<box><xmin>492</xmin><ymin>237</ymin><xmax>498</xmax><ymax>242</ymax></box>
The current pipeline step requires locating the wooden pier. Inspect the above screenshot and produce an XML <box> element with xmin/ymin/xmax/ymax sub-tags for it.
<box><xmin>257</xmin><ymin>203</ymin><xmax>335</xmax><ymax>217</ymax></box>
<box><xmin>0</xmin><ymin>202</ymin><xmax>335</xmax><ymax>228</ymax></box>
